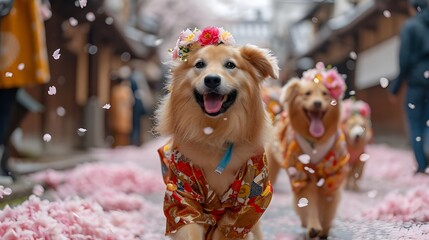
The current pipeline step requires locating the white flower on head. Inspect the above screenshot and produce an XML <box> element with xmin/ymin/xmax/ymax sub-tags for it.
<box><xmin>219</xmin><ymin>28</ymin><xmax>236</xmax><ymax>45</ymax></box>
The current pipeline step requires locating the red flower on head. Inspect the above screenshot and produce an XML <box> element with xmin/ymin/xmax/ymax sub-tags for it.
<box><xmin>198</xmin><ymin>27</ymin><xmax>220</xmax><ymax>46</ymax></box>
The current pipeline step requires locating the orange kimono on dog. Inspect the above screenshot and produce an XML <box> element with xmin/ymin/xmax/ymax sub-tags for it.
<box><xmin>276</xmin><ymin>114</ymin><xmax>349</xmax><ymax>194</ymax></box>
<box><xmin>158</xmin><ymin>143</ymin><xmax>273</xmax><ymax>239</ymax></box>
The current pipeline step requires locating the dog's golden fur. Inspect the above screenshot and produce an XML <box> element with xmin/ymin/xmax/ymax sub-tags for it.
<box><xmin>155</xmin><ymin>44</ymin><xmax>278</xmax><ymax>240</ymax></box>
<box><xmin>267</xmin><ymin>78</ymin><xmax>347</xmax><ymax>238</ymax></box>
<box><xmin>342</xmin><ymin>109</ymin><xmax>373</xmax><ymax>191</ymax></box>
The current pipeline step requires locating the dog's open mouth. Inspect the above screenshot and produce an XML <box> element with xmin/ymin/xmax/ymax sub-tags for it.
<box><xmin>305</xmin><ymin>110</ymin><xmax>326</xmax><ymax>138</ymax></box>
<box><xmin>194</xmin><ymin>90</ymin><xmax>237</xmax><ymax>117</ymax></box>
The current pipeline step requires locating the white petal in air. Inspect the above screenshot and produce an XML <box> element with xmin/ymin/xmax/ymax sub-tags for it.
<box><xmin>359</xmin><ymin>153</ymin><xmax>370</xmax><ymax>162</ymax></box>
<box><xmin>102</xmin><ymin>104</ymin><xmax>111</xmax><ymax>109</ymax></box>
<box><xmin>78</xmin><ymin>128</ymin><xmax>87</xmax><ymax>133</ymax></box>
<box><xmin>383</xmin><ymin>10</ymin><xmax>391</xmax><ymax>18</ymax></box>
<box><xmin>317</xmin><ymin>178</ymin><xmax>325</xmax><ymax>187</ymax></box>
<box><xmin>69</xmin><ymin>17</ymin><xmax>78</xmax><ymax>26</ymax></box>
<box><xmin>298</xmin><ymin>198</ymin><xmax>309</xmax><ymax>208</ymax></box>
<box><xmin>379</xmin><ymin>77</ymin><xmax>389</xmax><ymax>88</ymax></box>
<box><xmin>52</xmin><ymin>49</ymin><xmax>61</xmax><ymax>60</ymax></box>
<box><xmin>298</xmin><ymin>154</ymin><xmax>311</xmax><ymax>164</ymax></box>
<box><xmin>86</xmin><ymin>12</ymin><xmax>95</xmax><ymax>22</ymax></box>
<box><xmin>203</xmin><ymin>127</ymin><xmax>214</xmax><ymax>135</ymax></box>
<box><xmin>79</xmin><ymin>0</ymin><xmax>87</xmax><ymax>8</ymax></box>
<box><xmin>349</xmin><ymin>51</ymin><xmax>357</xmax><ymax>60</ymax></box>
<box><xmin>48</xmin><ymin>86</ymin><xmax>57</xmax><ymax>95</ymax></box>
<box><xmin>367</xmin><ymin>190</ymin><xmax>377</xmax><ymax>198</ymax></box>
<box><xmin>18</xmin><ymin>63</ymin><xmax>25</xmax><ymax>71</ymax></box>
<box><xmin>43</xmin><ymin>133</ymin><xmax>52</xmax><ymax>142</ymax></box>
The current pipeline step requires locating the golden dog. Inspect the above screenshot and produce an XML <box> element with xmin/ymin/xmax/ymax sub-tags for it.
<box><xmin>341</xmin><ymin>98</ymin><xmax>373</xmax><ymax>191</ymax></box>
<box><xmin>267</xmin><ymin>63</ymin><xmax>349</xmax><ymax>238</ymax></box>
<box><xmin>155</xmin><ymin>27</ymin><xmax>279</xmax><ymax>240</ymax></box>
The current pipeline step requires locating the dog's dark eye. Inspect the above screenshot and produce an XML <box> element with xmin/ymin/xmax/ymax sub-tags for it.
<box><xmin>305</xmin><ymin>91</ymin><xmax>311</xmax><ymax>96</ymax></box>
<box><xmin>195</xmin><ymin>61</ymin><xmax>206</xmax><ymax>69</ymax></box>
<box><xmin>322</xmin><ymin>91</ymin><xmax>328</xmax><ymax>96</ymax></box>
<box><xmin>225</xmin><ymin>61</ymin><xmax>236</xmax><ymax>69</ymax></box>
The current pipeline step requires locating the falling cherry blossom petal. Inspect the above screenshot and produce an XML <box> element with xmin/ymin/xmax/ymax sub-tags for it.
<box><xmin>298</xmin><ymin>198</ymin><xmax>309</xmax><ymax>208</ymax></box>
<box><xmin>424</xmin><ymin>70</ymin><xmax>429</xmax><ymax>79</ymax></box>
<box><xmin>383</xmin><ymin>10</ymin><xmax>391</xmax><ymax>18</ymax></box>
<box><xmin>298</xmin><ymin>154</ymin><xmax>311</xmax><ymax>164</ymax></box>
<box><xmin>359</xmin><ymin>153</ymin><xmax>370</xmax><ymax>162</ymax></box>
<box><xmin>69</xmin><ymin>17</ymin><xmax>78</xmax><ymax>26</ymax></box>
<box><xmin>203</xmin><ymin>127</ymin><xmax>214</xmax><ymax>135</ymax></box>
<box><xmin>43</xmin><ymin>133</ymin><xmax>52</xmax><ymax>142</ymax></box>
<box><xmin>349</xmin><ymin>51</ymin><xmax>357</xmax><ymax>60</ymax></box>
<box><xmin>408</xmin><ymin>103</ymin><xmax>415</xmax><ymax>109</ymax></box>
<box><xmin>32</xmin><ymin>185</ymin><xmax>44</xmax><ymax>196</ymax></box>
<box><xmin>380</xmin><ymin>77</ymin><xmax>389</xmax><ymax>88</ymax></box>
<box><xmin>102</xmin><ymin>104</ymin><xmax>111</xmax><ymax>109</ymax></box>
<box><xmin>331</xmin><ymin>100</ymin><xmax>337</xmax><ymax>106</ymax></box>
<box><xmin>18</xmin><ymin>63</ymin><xmax>25</xmax><ymax>71</ymax></box>
<box><xmin>79</xmin><ymin>0</ymin><xmax>87</xmax><ymax>8</ymax></box>
<box><xmin>86</xmin><ymin>12</ymin><xmax>95</xmax><ymax>22</ymax></box>
<box><xmin>52</xmin><ymin>49</ymin><xmax>61</xmax><ymax>60</ymax></box>
<box><xmin>5</xmin><ymin>72</ymin><xmax>12</xmax><ymax>77</ymax></box>
<box><xmin>317</xmin><ymin>178</ymin><xmax>325</xmax><ymax>187</ymax></box>
<box><xmin>48</xmin><ymin>86</ymin><xmax>57</xmax><ymax>95</ymax></box>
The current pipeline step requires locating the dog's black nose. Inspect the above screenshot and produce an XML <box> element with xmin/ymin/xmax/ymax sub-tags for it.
<box><xmin>313</xmin><ymin>101</ymin><xmax>322</xmax><ymax>109</ymax></box>
<box><xmin>204</xmin><ymin>75</ymin><xmax>221</xmax><ymax>89</ymax></box>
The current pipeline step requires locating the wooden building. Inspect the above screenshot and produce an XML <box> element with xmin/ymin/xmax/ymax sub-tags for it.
<box><xmin>281</xmin><ymin>0</ymin><xmax>411</xmax><ymax>145</ymax></box>
<box><xmin>18</xmin><ymin>0</ymin><xmax>161</xmax><ymax>157</ymax></box>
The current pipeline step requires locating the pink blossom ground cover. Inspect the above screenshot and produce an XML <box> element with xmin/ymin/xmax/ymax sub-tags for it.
<box><xmin>1</xmin><ymin>141</ymin><xmax>429</xmax><ymax>239</ymax></box>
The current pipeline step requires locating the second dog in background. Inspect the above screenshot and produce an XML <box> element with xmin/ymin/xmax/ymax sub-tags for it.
<box><xmin>267</xmin><ymin>62</ymin><xmax>349</xmax><ymax>239</ymax></box>
<box><xmin>341</xmin><ymin>98</ymin><xmax>373</xmax><ymax>191</ymax></box>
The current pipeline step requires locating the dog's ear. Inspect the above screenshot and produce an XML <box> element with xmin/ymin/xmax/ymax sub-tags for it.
<box><xmin>240</xmin><ymin>45</ymin><xmax>279</xmax><ymax>80</ymax></box>
<box><xmin>279</xmin><ymin>78</ymin><xmax>300</xmax><ymax>104</ymax></box>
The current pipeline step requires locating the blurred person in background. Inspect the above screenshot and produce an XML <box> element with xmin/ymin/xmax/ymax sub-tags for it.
<box><xmin>109</xmin><ymin>71</ymin><xmax>133</xmax><ymax>148</ymax></box>
<box><xmin>0</xmin><ymin>0</ymin><xmax>51</xmax><ymax>184</ymax></box>
<box><xmin>389</xmin><ymin>0</ymin><xmax>429</xmax><ymax>175</ymax></box>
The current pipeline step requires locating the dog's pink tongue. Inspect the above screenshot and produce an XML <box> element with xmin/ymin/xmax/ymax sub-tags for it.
<box><xmin>204</xmin><ymin>93</ymin><xmax>223</xmax><ymax>114</ymax></box>
<box><xmin>309</xmin><ymin>113</ymin><xmax>325</xmax><ymax>138</ymax></box>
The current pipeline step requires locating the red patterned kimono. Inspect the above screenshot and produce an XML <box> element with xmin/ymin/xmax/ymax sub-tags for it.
<box><xmin>158</xmin><ymin>143</ymin><xmax>273</xmax><ymax>239</ymax></box>
<box><xmin>274</xmin><ymin>113</ymin><xmax>350</xmax><ymax>194</ymax></box>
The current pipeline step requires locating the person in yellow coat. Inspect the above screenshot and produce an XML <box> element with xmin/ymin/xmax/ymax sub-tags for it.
<box><xmin>0</xmin><ymin>0</ymin><xmax>51</xmax><ymax>184</ymax></box>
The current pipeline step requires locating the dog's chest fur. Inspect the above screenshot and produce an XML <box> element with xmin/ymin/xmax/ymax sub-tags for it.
<box><xmin>295</xmin><ymin>133</ymin><xmax>337</xmax><ymax>164</ymax></box>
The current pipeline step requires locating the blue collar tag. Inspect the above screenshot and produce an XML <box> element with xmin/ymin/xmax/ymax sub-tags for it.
<box><xmin>214</xmin><ymin>143</ymin><xmax>234</xmax><ymax>174</ymax></box>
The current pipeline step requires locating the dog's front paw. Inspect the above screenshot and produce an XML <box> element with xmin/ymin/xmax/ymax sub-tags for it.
<box><xmin>308</xmin><ymin>227</ymin><xmax>322</xmax><ymax>238</ymax></box>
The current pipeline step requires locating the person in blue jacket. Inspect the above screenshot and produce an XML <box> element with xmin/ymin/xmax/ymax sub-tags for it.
<box><xmin>389</xmin><ymin>0</ymin><xmax>429</xmax><ymax>175</ymax></box>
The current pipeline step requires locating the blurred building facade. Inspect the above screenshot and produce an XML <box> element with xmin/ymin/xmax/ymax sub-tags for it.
<box><xmin>271</xmin><ymin>0</ymin><xmax>411</xmax><ymax>143</ymax></box>
<box><xmin>18</xmin><ymin>0</ymin><xmax>163</xmax><ymax>157</ymax></box>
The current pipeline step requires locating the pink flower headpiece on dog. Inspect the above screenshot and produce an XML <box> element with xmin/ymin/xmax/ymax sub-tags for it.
<box><xmin>342</xmin><ymin>98</ymin><xmax>371</xmax><ymax>122</ymax></box>
<box><xmin>169</xmin><ymin>26</ymin><xmax>236</xmax><ymax>61</ymax></box>
<box><xmin>301</xmin><ymin>62</ymin><xmax>346</xmax><ymax>100</ymax></box>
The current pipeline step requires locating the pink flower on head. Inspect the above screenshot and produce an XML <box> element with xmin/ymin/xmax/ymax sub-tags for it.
<box><xmin>198</xmin><ymin>27</ymin><xmax>220</xmax><ymax>46</ymax></box>
<box><xmin>323</xmin><ymin>69</ymin><xmax>346</xmax><ymax>100</ymax></box>
<box><xmin>356</xmin><ymin>100</ymin><xmax>371</xmax><ymax>118</ymax></box>
<box><xmin>171</xmin><ymin>46</ymin><xmax>179</xmax><ymax>60</ymax></box>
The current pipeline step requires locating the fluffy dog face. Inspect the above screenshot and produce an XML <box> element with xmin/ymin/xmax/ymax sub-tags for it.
<box><xmin>342</xmin><ymin>114</ymin><xmax>372</xmax><ymax>149</ymax></box>
<box><xmin>280</xmin><ymin>79</ymin><xmax>341</xmax><ymax>143</ymax></box>
<box><xmin>156</xmin><ymin>44</ymin><xmax>278</xmax><ymax>146</ymax></box>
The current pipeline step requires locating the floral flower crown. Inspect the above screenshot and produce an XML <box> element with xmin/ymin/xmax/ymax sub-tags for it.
<box><xmin>169</xmin><ymin>26</ymin><xmax>236</xmax><ymax>61</ymax></box>
<box><xmin>342</xmin><ymin>98</ymin><xmax>371</xmax><ymax>121</ymax></box>
<box><xmin>301</xmin><ymin>62</ymin><xmax>346</xmax><ymax>100</ymax></box>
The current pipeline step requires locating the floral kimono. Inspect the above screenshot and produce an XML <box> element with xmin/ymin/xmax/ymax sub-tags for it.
<box><xmin>158</xmin><ymin>143</ymin><xmax>273</xmax><ymax>239</ymax></box>
<box><xmin>275</xmin><ymin>113</ymin><xmax>350</xmax><ymax>194</ymax></box>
